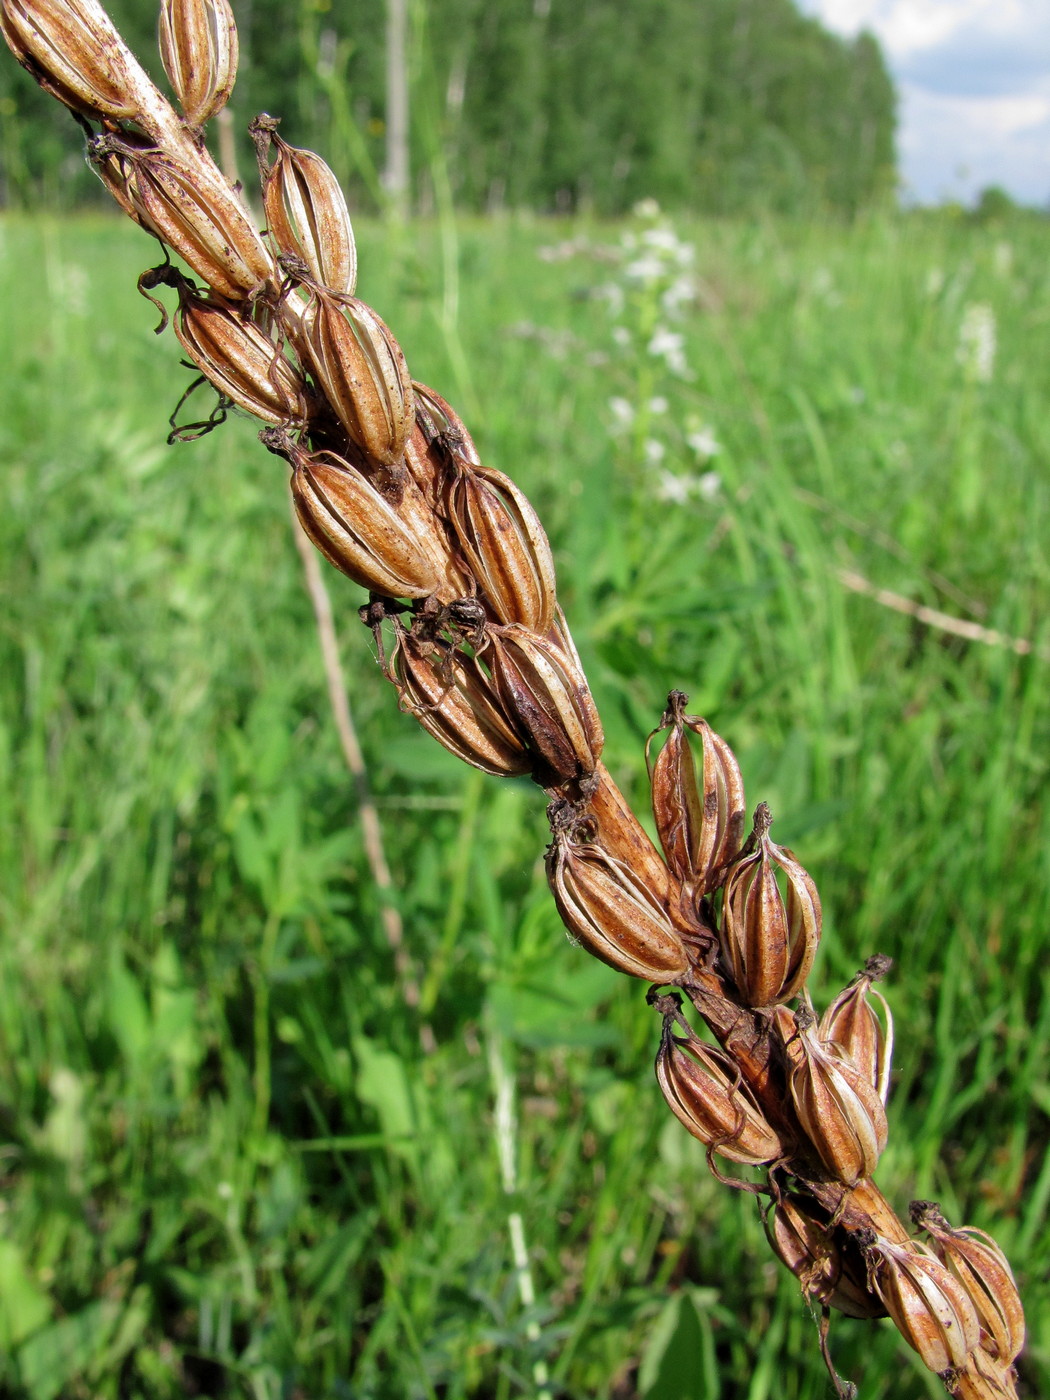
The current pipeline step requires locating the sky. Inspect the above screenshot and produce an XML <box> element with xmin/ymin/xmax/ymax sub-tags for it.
<box><xmin>795</xmin><ymin>0</ymin><xmax>1050</xmax><ymax>207</ymax></box>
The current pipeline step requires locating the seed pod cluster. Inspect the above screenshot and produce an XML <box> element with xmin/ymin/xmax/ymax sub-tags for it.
<box><xmin>911</xmin><ymin>1202</ymin><xmax>1025</xmax><ymax>1363</ymax></box>
<box><xmin>159</xmin><ymin>0</ymin><xmax>238</xmax><ymax>129</ymax></box>
<box><xmin>656</xmin><ymin>1020</ymin><xmax>785</xmax><ymax>1165</ymax></box>
<box><xmin>819</xmin><ymin>954</ymin><xmax>894</xmax><ymax>1104</ymax></box>
<box><xmin>719</xmin><ymin>803</ymin><xmax>820</xmax><ymax>1008</ymax></box>
<box><xmin>764</xmin><ymin>1194</ymin><xmax>884</xmax><ymax>1318</ymax></box>
<box><xmin>489</xmin><ymin>625</ymin><xmax>603</xmax><ymax>782</ymax></box>
<box><xmin>862</xmin><ymin>1235</ymin><xmax>981</xmax><ymax>1373</ymax></box>
<box><xmin>779</xmin><ymin>1011</ymin><xmax>887</xmax><ymax>1186</ymax></box>
<box><xmin>546</xmin><ymin>819</ymin><xmax>688</xmax><ymax>983</ymax></box>
<box><xmin>648</xmin><ymin>691</ymin><xmax>745</xmax><ymax>896</ymax></box>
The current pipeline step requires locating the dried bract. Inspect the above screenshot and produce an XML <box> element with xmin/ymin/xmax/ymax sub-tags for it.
<box><xmin>174</xmin><ymin>289</ymin><xmax>308</xmax><ymax>425</ymax></box>
<box><xmin>911</xmin><ymin>1203</ymin><xmax>1025</xmax><ymax>1363</ymax></box>
<box><xmin>0</xmin><ymin>0</ymin><xmax>145</xmax><ymax>119</ymax></box>
<box><xmin>781</xmin><ymin>1020</ymin><xmax>887</xmax><ymax>1186</ymax></box>
<box><xmin>446</xmin><ymin>463</ymin><xmax>557</xmax><ymax>633</ymax></box>
<box><xmin>392</xmin><ymin>631</ymin><xmax>529</xmax><ymax>778</ymax></box>
<box><xmin>656</xmin><ymin>1025</ymin><xmax>784</xmax><ymax>1164</ymax></box>
<box><xmin>647</xmin><ymin>691</ymin><xmax>745</xmax><ymax>893</ymax></box>
<box><xmin>719</xmin><ymin>803</ymin><xmax>820</xmax><ymax>1007</ymax></box>
<box><xmin>819</xmin><ymin>954</ymin><xmax>894</xmax><ymax>1104</ymax></box>
<box><xmin>159</xmin><ymin>0</ymin><xmax>237</xmax><ymax>128</ymax></box>
<box><xmin>765</xmin><ymin>1194</ymin><xmax>884</xmax><ymax>1318</ymax></box>
<box><xmin>489</xmin><ymin>625</ymin><xmax>603</xmax><ymax>781</ymax></box>
<box><xmin>863</xmin><ymin>1236</ymin><xmax>981</xmax><ymax>1373</ymax></box>
<box><xmin>299</xmin><ymin>293</ymin><xmax>413</xmax><ymax>465</ymax></box>
<box><xmin>546</xmin><ymin>825</ymin><xmax>688</xmax><ymax>982</ymax></box>
<box><xmin>263</xmin><ymin>134</ymin><xmax>357</xmax><ymax>296</ymax></box>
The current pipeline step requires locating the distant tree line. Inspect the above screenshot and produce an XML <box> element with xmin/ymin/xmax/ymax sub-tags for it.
<box><xmin>0</xmin><ymin>0</ymin><xmax>896</xmax><ymax>215</ymax></box>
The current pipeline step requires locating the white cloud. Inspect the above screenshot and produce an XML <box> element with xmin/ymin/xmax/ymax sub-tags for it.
<box><xmin>797</xmin><ymin>0</ymin><xmax>1050</xmax><ymax>204</ymax></box>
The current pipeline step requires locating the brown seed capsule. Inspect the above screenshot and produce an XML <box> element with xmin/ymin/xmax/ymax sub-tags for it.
<box><xmin>781</xmin><ymin>1019</ymin><xmax>887</xmax><ymax>1186</ymax></box>
<box><xmin>413</xmin><ymin>381</ymin><xmax>482</xmax><ymax>466</ymax></box>
<box><xmin>285</xmin><ymin>443</ymin><xmax>440</xmax><ymax>598</ymax></box>
<box><xmin>546</xmin><ymin>825</ymin><xmax>688</xmax><ymax>983</ymax></box>
<box><xmin>765</xmin><ymin>1194</ymin><xmax>884</xmax><ymax>1318</ymax></box>
<box><xmin>656</xmin><ymin>1026</ymin><xmax>784</xmax><ymax>1165</ymax></box>
<box><xmin>719</xmin><ymin>803</ymin><xmax>820</xmax><ymax>1007</ymax></box>
<box><xmin>911</xmin><ymin>1203</ymin><xmax>1025</xmax><ymax>1363</ymax></box>
<box><xmin>948</xmin><ymin>1346</ymin><xmax>1022</xmax><ymax>1400</ymax></box>
<box><xmin>863</xmin><ymin>1236</ymin><xmax>981</xmax><ymax>1373</ymax></box>
<box><xmin>263</xmin><ymin>135</ymin><xmax>357</xmax><ymax>297</ymax></box>
<box><xmin>0</xmin><ymin>0</ymin><xmax>145</xmax><ymax>120</ymax></box>
<box><xmin>298</xmin><ymin>293</ymin><xmax>413</xmax><ymax>466</ymax></box>
<box><xmin>392</xmin><ymin>630</ymin><xmax>529</xmax><ymax>778</ymax></box>
<box><xmin>125</xmin><ymin>151</ymin><xmax>273</xmax><ymax>300</ymax></box>
<box><xmin>647</xmin><ymin>691</ymin><xmax>745</xmax><ymax>893</ymax></box>
<box><xmin>174</xmin><ymin>289</ymin><xmax>308</xmax><ymax>425</ymax></box>
<box><xmin>446</xmin><ymin>462</ymin><xmax>557</xmax><ymax>634</ymax></box>
<box><xmin>488</xmin><ymin>624</ymin><xmax>603</xmax><ymax>781</ymax></box>
<box><xmin>819</xmin><ymin>955</ymin><xmax>894</xmax><ymax>1105</ymax></box>
<box><xmin>158</xmin><ymin>0</ymin><xmax>238</xmax><ymax>129</ymax></box>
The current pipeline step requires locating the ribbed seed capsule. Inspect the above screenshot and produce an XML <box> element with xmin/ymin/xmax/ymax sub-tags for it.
<box><xmin>125</xmin><ymin>152</ymin><xmax>273</xmax><ymax>300</ymax></box>
<box><xmin>0</xmin><ymin>0</ymin><xmax>146</xmax><ymax>119</ymax></box>
<box><xmin>863</xmin><ymin>1236</ymin><xmax>981</xmax><ymax>1373</ymax></box>
<box><xmin>392</xmin><ymin>631</ymin><xmax>529</xmax><ymax>778</ymax></box>
<box><xmin>263</xmin><ymin>134</ymin><xmax>357</xmax><ymax>296</ymax></box>
<box><xmin>781</xmin><ymin>1019</ymin><xmax>887</xmax><ymax>1186</ymax></box>
<box><xmin>159</xmin><ymin>0</ymin><xmax>238</xmax><ymax>128</ymax></box>
<box><xmin>299</xmin><ymin>292</ymin><xmax>413</xmax><ymax>465</ymax></box>
<box><xmin>647</xmin><ymin>690</ymin><xmax>745</xmax><ymax>893</ymax></box>
<box><xmin>413</xmin><ymin>381</ymin><xmax>482</xmax><ymax>466</ymax></box>
<box><xmin>949</xmin><ymin>1346</ymin><xmax>1022</xmax><ymax>1400</ymax></box>
<box><xmin>546</xmin><ymin>825</ymin><xmax>688</xmax><ymax>982</ymax></box>
<box><xmin>446</xmin><ymin>462</ymin><xmax>557</xmax><ymax>633</ymax></box>
<box><xmin>719</xmin><ymin>803</ymin><xmax>820</xmax><ymax>1007</ymax></box>
<box><xmin>911</xmin><ymin>1202</ymin><xmax>1025</xmax><ymax>1363</ymax></box>
<box><xmin>488</xmin><ymin>624</ymin><xmax>603</xmax><ymax>781</ymax></box>
<box><xmin>656</xmin><ymin>1026</ymin><xmax>784</xmax><ymax>1164</ymax></box>
<box><xmin>284</xmin><ymin>443</ymin><xmax>440</xmax><ymax>598</ymax></box>
<box><xmin>765</xmin><ymin>1194</ymin><xmax>884</xmax><ymax>1318</ymax></box>
<box><xmin>819</xmin><ymin>954</ymin><xmax>894</xmax><ymax>1104</ymax></box>
<box><xmin>174</xmin><ymin>289</ymin><xmax>308</xmax><ymax>425</ymax></box>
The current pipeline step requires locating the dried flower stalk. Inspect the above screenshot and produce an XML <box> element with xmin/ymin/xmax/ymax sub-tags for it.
<box><xmin>0</xmin><ymin>4</ymin><xmax>1025</xmax><ymax>1394</ymax></box>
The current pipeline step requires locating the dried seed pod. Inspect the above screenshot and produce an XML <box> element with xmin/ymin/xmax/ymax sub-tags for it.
<box><xmin>765</xmin><ymin>1194</ymin><xmax>884</xmax><ymax>1318</ymax></box>
<box><xmin>647</xmin><ymin>691</ymin><xmax>745</xmax><ymax>893</ymax></box>
<box><xmin>863</xmin><ymin>1236</ymin><xmax>981</xmax><ymax>1373</ymax></box>
<box><xmin>298</xmin><ymin>293</ymin><xmax>413</xmax><ymax>465</ymax></box>
<box><xmin>781</xmin><ymin>1019</ymin><xmax>888</xmax><ymax>1186</ymax></box>
<box><xmin>488</xmin><ymin>624</ymin><xmax>603</xmax><ymax>781</ymax></box>
<box><xmin>819</xmin><ymin>955</ymin><xmax>894</xmax><ymax>1104</ymax></box>
<box><xmin>546</xmin><ymin>824</ymin><xmax>688</xmax><ymax>982</ymax></box>
<box><xmin>0</xmin><ymin>0</ymin><xmax>146</xmax><ymax>119</ymax></box>
<box><xmin>413</xmin><ymin>381</ymin><xmax>482</xmax><ymax>465</ymax></box>
<box><xmin>719</xmin><ymin>803</ymin><xmax>820</xmax><ymax>1007</ymax></box>
<box><xmin>158</xmin><ymin>0</ymin><xmax>237</xmax><ymax>128</ymax></box>
<box><xmin>656</xmin><ymin>1026</ymin><xmax>785</xmax><ymax>1164</ymax></box>
<box><xmin>911</xmin><ymin>1203</ymin><xmax>1025</xmax><ymax>1363</ymax></box>
<box><xmin>263</xmin><ymin>134</ymin><xmax>357</xmax><ymax>296</ymax></box>
<box><xmin>174</xmin><ymin>288</ymin><xmax>308</xmax><ymax>425</ymax></box>
<box><xmin>392</xmin><ymin>630</ymin><xmax>529</xmax><ymax>778</ymax></box>
<box><xmin>446</xmin><ymin>462</ymin><xmax>557</xmax><ymax>633</ymax></box>
<box><xmin>949</xmin><ymin>1346</ymin><xmax>1022</xmax><ymax>1400</ymax></box>
<box><xmin>282</xmin><ymin>441</ymin><xmax>440</xmax><ymax>598</ymax></box>
<box><xmin>125</xmin><ymin>151</ymin><xmax>272</xmax><ymax>299</ymax></box>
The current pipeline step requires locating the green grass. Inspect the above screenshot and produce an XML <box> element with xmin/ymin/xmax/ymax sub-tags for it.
<box><xmin>0</xmin><ymin>205</ymin><xmax>1048</xmax><ymax>1399</ymax></box>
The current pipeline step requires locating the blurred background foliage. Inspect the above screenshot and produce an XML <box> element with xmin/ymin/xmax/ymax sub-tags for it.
<box><xmin>0</xmin><ymin>0</ymin><xmax>895</xmax><ymax>217</ymax></box>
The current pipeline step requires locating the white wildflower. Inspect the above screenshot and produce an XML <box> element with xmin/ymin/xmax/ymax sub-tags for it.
<box><xmin>644</xmin><ymin>438</ymin><xmax>666</xmax><ymax>466</ymax></box>
<box><xmin>647</xmin><ymin>326</ymin><xmax>689</xmax><ymax>376</ymax></box>
<box><xmin>655</xmin><ymin>470</ymin><xmax>691</xmax><ymax>504</ymax></box>
<box><xmin>686</xmin><ymin>426</ymin><xmax>721</xmax><ymax>459</ymax></box>
<box><xmin>624</xmin><ymin>254</ymin><xmax>666</xmax><ymax>283</ymax></box>
<box><xmin>633</xmin><ymin>197</ymin><xmax>661</xmax><ymax>220</ymax></box>
<box><xmin>608</xmin><ymin>397</ymin><xmax>635</xmax><ymax>433</ymax></box>
<box><xmin>612</xmin><ymin>325</ymin><xmax>632</xmax><ymax>347</ymax></box>
<box><xmin>661</xmin><ymin>276</ymin><xmax>694</xmax><ymax>316</ymax></box>
<box><xmin>957</xmin><ymin>302</ymin><xmax>996</xmax><ymax>383</ymax></box>
<box><xmin>649</xmin><ymin>396</ymin><xmax>669</xmax><ymax>415</ymax></box>
<box><xmin>697</xmin><ymin>471</ymin><xmax>722</xmax><ymax>500</ymax></box>
<box><xmin>598</xmin><ymin>281</ymin><xmax>625</xmax><ymax>316</ymax></box>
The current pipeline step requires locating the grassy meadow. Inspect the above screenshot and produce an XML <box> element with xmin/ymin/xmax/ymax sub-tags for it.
<box><xmin>1</xmin><ymin>205</ymin><xmax>1048</xmax><ymax>1399</ymax></box>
